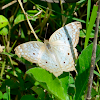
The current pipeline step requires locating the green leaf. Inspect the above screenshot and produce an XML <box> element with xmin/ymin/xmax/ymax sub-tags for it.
<box><xmin>59</xmin><ymin>73</ymin><xmax>70</xmax><ymax>96</ymax></box>
<box><xmin>1</xmin><ymin>52</ymin><xmax>16</xmax><ymax>57</ymax></box>
<box><xmin>84</xmin><ymin>5</ymin><xmax>98</xmax><ymax>48</ymax></box>
<box><xmin>0</xmin><ymin>91</ymin><xmax>3</xmax><ymax>99</ymax></box>
<box><xmin>26</xmin><ymin>68</ymin><xmax>69</xmax><ymax>100</ymax></box>
<box><xmin>86</xmin><ymin>0</ymin><xmax>91</xmax><ymax>29</ymax></box>
<box><xmin>14</xmin><ymin>14</ymin><xmax>25</xmax><ymax>25</ymax></box>
<box><xmin>80</xmin><ymin>29</ymin><xmax>94</xmax><ymax>38</ymax></box>
<box><xmin>32</xmin><ymin>86</ymin><xmax>45</xmax><ymax>99</ymax></box>
<box><xmin>3</xmin><ymin>93</ymin><xmax>8</xmax><ymax>100</ymax></box>
<box><xmin>91</xmin><ymin>88</ymin><xmax>97</xmax><ymax>98</ymax></box>
<box><xmin>95</xmin><ymin>51</ymin><xmax>100</xmax><ymax>63</ymax></box>
<box><xmin>68</xmin><ymin>87</ymin><xmax>75</xmax><ymax>96</ymax></box>
<box><xmin>20</xmin><ymin>95</ymin><xmax>36</xmax><ymax>100</ymax></box>
<box><xmin>0</xmin><ymin>27</ymin><xmax>8</xmax><ymax>35</ymax></box>
<box><xmin>6</xmin><ymin>86</ymin><xmax>10</xmax><ymax>100</ymax></box>
<box><xmin>75</xmin><ymin>44</ymin><xmax>100</xmax><ymax>100</ymax></box>
<box><xmin>21</xmin><ymin>28</ymin><xmax>25</xmax><ymax>38</ymax></box>
<box><xmin>23</xmin><ymin>0</ymin><xmax>27</xmax><ymax>3</ymax></box>
<box><xmin>27</xmin><ymin>10</ymin><xmax>38</xmax><ymax>16</ymax></box>
<box><xmin>0</xmin><ymin>79</ymin><xmax>19</xmax><ymax>92</ymax></box>
<box><xmin>14</xmin><ymin>12</ymin><xmax>36</xmax><ymax>25</ymax></box>
<box><xmin>0</xmin><ymin>15</ymin><xmax>8</xmax><ymax>29</ymax></box>
<box><xmin>94</xmin><ymin>70</ymin><xmax>100</xmax><ymax>77</ymax></box>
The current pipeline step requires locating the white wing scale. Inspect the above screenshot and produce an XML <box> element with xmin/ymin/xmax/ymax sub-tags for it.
<box><xmin>49</xmin><ymin>21</ymin><xmax>82</xmax><ymax>47</ymax></box>
<box><xmin>38</xmin><ymin>46</ymin><xmax>63</xmax><ymax>76</ymax></box>
<box><xmin>50</xmin><ymin>42</ymin><xmax>78</xmax><ymax>72</ymax></box>
<box><xmin>15</xmin><ymin>41</ymin><xmax>63</xmax><ymax>77</ymax></box>
<box><xmin>15</xmin><ymin>41</ymin><xmax>44</xmax><ymax>63</ymax></box>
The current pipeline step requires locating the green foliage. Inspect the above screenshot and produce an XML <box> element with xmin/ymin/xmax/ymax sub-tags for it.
<box><xmin>27</xmin><ymin>68</ymin><xmax>69</xmax><ymax>100</ymax></box>
<box><xmin>0</xmin><ymin>91</ymin><xmax>3</xmax><ymax>99</ymax></box>
<box><xmin>0</xmin><ymin>27</ymin><xmax>8</xmax><ymax>35</ymax></box>
<box><xmin>21</xmin><ymin>95</ymin><xmax>36</xmax><ymax>100</ymax></box>
<box><xmin>14</xmin><ymin>10</ymin><xmax>38</xmax><ymax>25</ymax></box>
<box><xmin>0</xmin><ymin>15</ymin><xmax>9</xmax><ymax>35</ymax></box>
<box><xmin>75</xmin><ymin>44</ymin><xmax>100</xmax><ymax>99</ymax></box>
<box><xmin>0</xmin><ymin>15</ymin><xmax>8</xmax><ymax>29</ymax></box>
<box><xmin>0</xmin><ymin>0</ymin><xmax>100</xmax><ymax>100</ymax></box>
<box><xmin>84</xmin><ymin>5</ymin><xmax>98</xmax><ymax>48</ymax></box>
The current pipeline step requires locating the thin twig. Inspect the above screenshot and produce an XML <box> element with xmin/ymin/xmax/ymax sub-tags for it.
<box><xmin>40</xmin><ymin>0</ymin><xmax>79</xmax><ymax>3</ymax></box>
<box><xmin>34</xmin><ymin>10</ymin><xmax>43</xmax><ymax>17</ymax></box>
<box><xmin>25</xmin><ymin>10</ymin><xmax>42</xmax><ymax>18</ymax></box>
<box><xmin>59</xmin><ymin>0</ymin><xmax>67</xmax><ymax>26</ymax></box>
<box><xmin>0</xmin><ymin>0</ymin><xmax>17</xmax><ymax>10</ymax></box>
<box><xmin>86</xmin><ymin>1</ymin><xmax>100</xmax><ymax>100</ymax></box>
<box><xmin>18</xmin><ymin>0</ymin><xmax>39</xmax><ymax>40</ymax></box>
<box><xmin>39</xmin><ymin>7</ymin><xmax>52</xmax><ymax>35</ymax></box>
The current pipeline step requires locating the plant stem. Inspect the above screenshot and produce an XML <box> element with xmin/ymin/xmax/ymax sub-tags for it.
<box><xmin>18</xmin><ymin>0</ymin><xmax>39</xmax><ymax>41</ymax></box>
<box><xmin>86</xmin><ymin>1</ymin><xmax>100</xmax><ymax>100</ymax></box>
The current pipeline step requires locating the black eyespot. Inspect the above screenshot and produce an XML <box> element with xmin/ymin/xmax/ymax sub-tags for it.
<box><xmin>68</xmin><ymin>38</ymin><xmax>69</xmax><ymax>40</ymax></box>
<box><xmin>64</xmin><ymin>62</ymin><xmax>65</xmax><ymax>63</ymax></box>
<box><xmin>68</xmin><ymin>53</ymin><xmax>70</xmax><ymax>55</ymax></box>
<box><xmin>33</xmin><ymin>53</ymin><xmax>35</xmax><ymax>55</ymax></box>
<box><xmin>46</xmin><ymin>62</ymin><xmax>47</xmax><ymax>63</ymax></box>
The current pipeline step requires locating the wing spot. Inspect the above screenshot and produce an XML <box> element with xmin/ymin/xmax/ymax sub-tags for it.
<box><xmin>68</xmin><ymin>53</ymin><xmax>70</xmax><ymax>55</ymax></box>
<box><xmin>68</xmin><ymin>38</ymin><xmax>70</xmax><ymax>40</ymax></box>
<box><xmin>55</xmin><ymin>65</ymin><xmax>57</xmax><ymax>66</ymax></box>
<box><xmin>33</xmin><ymin>53</ymin><xmax>35</xmax><ymax>55</ymax></box>
<box><xmin>46</xmin><ymin>62</ymin><xmax>47</xmax><ymax>63</ymax></box>
<box><xmin>64</xmin><ymin>62</ymin><xmax>65</xmax><ymax>63</ymax></box>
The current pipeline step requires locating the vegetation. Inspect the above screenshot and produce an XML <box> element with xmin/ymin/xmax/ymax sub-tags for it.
<box><xmin>0</xmin><ymin>0</ymin><xmax>100</xmax><ymax>100</ymax></box>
